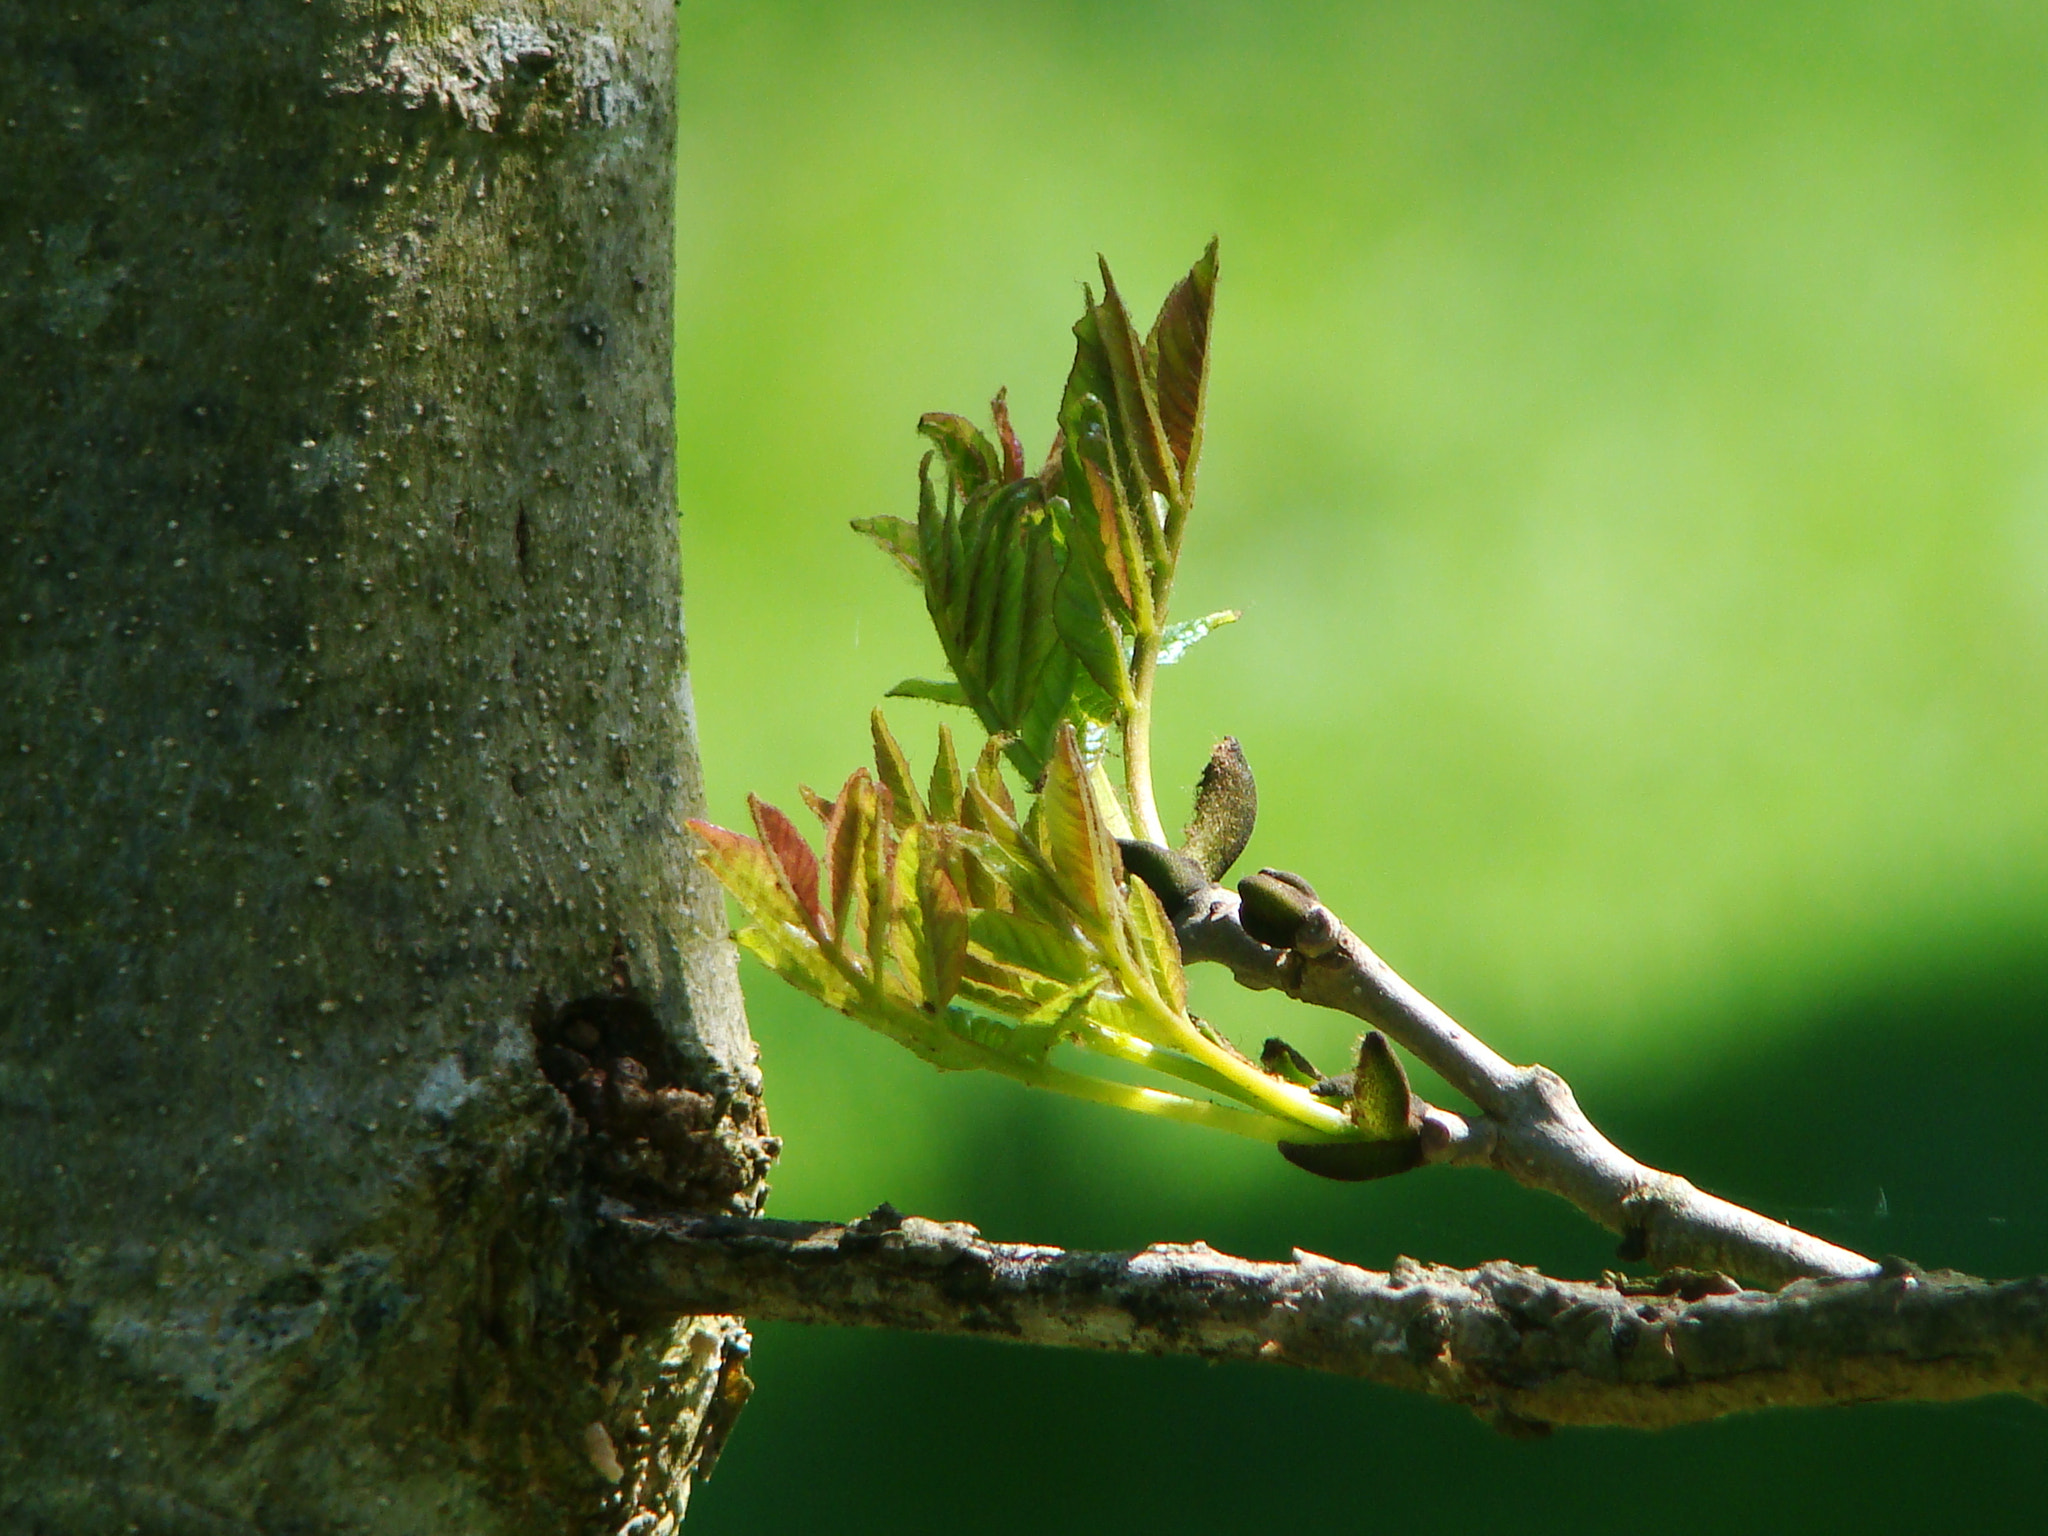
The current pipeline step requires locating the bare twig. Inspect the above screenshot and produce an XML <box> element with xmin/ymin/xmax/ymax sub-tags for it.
<box><xmin>595</xmin><ymin>1203</ymin><xmax>2048</xmax><ymax>1431</ymax></box>
<box><xmin>1174</xmin><ymin>886</ymin><xmax>1881</xmax><ymax>1285</ymax></box>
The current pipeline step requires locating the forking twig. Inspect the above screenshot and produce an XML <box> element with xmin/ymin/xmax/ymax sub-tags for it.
<box><xmin>1172</xmin><ymin>880</ymin><xmax>1881</xmax><ymax>1286</ymax></box>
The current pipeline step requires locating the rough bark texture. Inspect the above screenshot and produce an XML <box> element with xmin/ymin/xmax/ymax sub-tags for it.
<box><xmin>0</xmin><ymin>4</ymin><xmax>769</xmax><ymax>1531</ymax></box>
<box><xmin>600</xmin><ymin>1207</ymin><xmax>2048</xmax><ymax>1432</ymax></box>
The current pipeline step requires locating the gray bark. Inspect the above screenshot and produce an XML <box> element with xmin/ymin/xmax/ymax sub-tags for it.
<box><xmin>600</xmin><ymin>1206</ymin><xmax>2048</xmax><ymax>1433</ymax></box>
<box><xmin>0</xmin><ymin>4</ymin><xmax>769</xmax><ymax>1532</ymax></box>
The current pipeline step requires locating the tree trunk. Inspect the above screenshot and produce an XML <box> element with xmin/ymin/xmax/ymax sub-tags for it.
<box><xmin>0</xmin><ymin>4</ymin><xmax>769</xmax><ymax>1531</ymax></box>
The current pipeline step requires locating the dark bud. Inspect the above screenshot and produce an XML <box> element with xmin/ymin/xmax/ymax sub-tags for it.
<box><xmin>1237</xmin><ymin>867</ymin><xmax>1320</xmax><ymax>948</ymax></box>
<box><xmin>1180</xmin><ymin>737</ymin><xmax>1258</xmax><ymax>881</ymax></box>
<box><xmin>1117</xmin><ymin>839</ymin><xmax>1211</xmax><ymax>915</ymax></box>
<box><xmin>1259</xmin><ymin>1037</ymin><xmax>1323</xmax><ymax>1087</ymax></box>
<box><xmin>1278</xmin><ymin>1136</ymin><xmax>1424</xmax><ymax>1182</ymax></box>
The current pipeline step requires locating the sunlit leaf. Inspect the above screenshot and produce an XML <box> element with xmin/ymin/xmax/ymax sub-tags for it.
<box><xmin>688</xmin><ymin>819</ymin><xmax>804</xmax><ymax>932</ymax></box>
<box><xmin>1157</xmin><ymin>609</ymin><xmax>1238</xmax><ymax>667</ymax></box>
<box><xmin>917</xmin><ymin>848</ymin><xmax>970</xmax><ymax>1009</ymax></box>
<box><xmin>970</xmin><ymin>908</ymin><xmax>1097</xmax><ymax>984</ymax></box>
<box><xmin>735</xmin><ymin>923</ymin><xmax>859</xmax><ymax>1013</ymax></box>
<box><xmin>851</xmin><ymin>515</ymin><xmax>923</xmax><ymax>583</ymax></box>
<box><xmin>827</xmin><ymin>769</ymin><xmax>875</xmax><ymax>945</ymax></box>
<box><xmin>1060</xmin><ymin>398</ymin><xmax>1141</xmax><ymax>619</ymax></box>
<box><xmin>1146</xmin><ymin>237</ymin><xmax>1218</xmax><ymax>497</ymax></box>
<box><xmin>918</xmin><ymin>411</ymin><xmax>1002</xmax><ymax>498</ymax></box>
<box><xmin>989</xmin><ymin>387</ymin><xmax>1026</xmax><ymax>482</ymax></box>
<box><xmin>887</xmin><ymin>677</ymin><xmax>970</xmax><ymax>707</ymax></box>
<box><xmin>749</xmin><ymin>794</ymin><xmax>824</xmax><ymax>937</ymax></box>
<box><xmin>928</xmin><ymin>724</ymin><xmax>964</xmax><ymax>823</ymax></box>
<box><xmin>1050</xmin><ymin>496</ymin><xmax>1134</xmax><ymax>713</ymax></box>
<box><xmin>870</xmin><ymin>709</ymin><xmax>929</xmax><ymax>829</ymax></box>
<box><xmin>1093</xmin><ymin>256</ymin><xmax>1183</xmax><ymax>516</ymax></box>
<box><xmin>972</xmin><ymin>733</ymin><xmax>1016</xmax><ymax>821</ymax></box>
<box><xmin>1037</xmin><ymin>724</ymin><xmax>1122</xmax><ymax>927</ymax></box>
<box><xmin>1121</xmin><ymin>872</ymin><xmax>1188</xmax><ymax>1012</ymax></box>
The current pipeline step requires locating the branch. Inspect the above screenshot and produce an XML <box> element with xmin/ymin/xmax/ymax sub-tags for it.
<box><xmin>594</xmin><ymin>1203</ymin><xmax>2048</xmax><ymax>1432</ymax></box>
<box><xmin>1173</xmin><ymin>885</ymin><xmax>1881</xmax><ymax>1286</ymax></box>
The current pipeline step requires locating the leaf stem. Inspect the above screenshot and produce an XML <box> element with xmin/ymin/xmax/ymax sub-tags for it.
<box><xmin>1123</xmin><ymin>629</ymin><xmax>1167</xmax><ymax>845</ymax></box>
<box><xmin>1023</xmin><ymin>1060</ymin><xmax>1300</xmax><ymax>1143</ymax></box>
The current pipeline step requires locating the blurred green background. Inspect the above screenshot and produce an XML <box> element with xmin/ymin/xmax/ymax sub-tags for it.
<box><xmin>672</xmin><ymin>3</ymin><xmax>2048</xmax><ymax>1530</ymax></box>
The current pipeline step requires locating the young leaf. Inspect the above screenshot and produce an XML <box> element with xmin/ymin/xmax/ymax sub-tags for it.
<box><xmin>870</xmin><ymin>709</ymin><xmax>929</xmax><ymax>829</ymax></box>
<box><xmin>1121</xmin><ymin>872</ymin><xmax>1188</xmax><ymax>1012</ymax></box>
<box><xmin>748</xmin><ymin>795</ymin><xmax>824</xmax><ymax>936</ymax></box>
<box><xmin>971</xmin><ymin>732</ymin><xmax>1016</xmax><ymax>821</ymax></box>
<box><xmin>864</xmin><ymin>788</ymin><xmax>898</xmax><ymax>987</ymax></box>
<box><xmin>826</xmin><ymin>769</ymin><xmax>876</xmax><ymax>946</ymax></box>
<box><xmin>1093</xmin><ymin>256</ymin><xmax>1183</xmax><ymax>515</ymax></box>
<box><xmin>688</xmin><ymin>820</ymin><xmax>806</xmax><ymax>932</ymax></box>
<box><xmin>928</xmin><ymin>724</ymin><xmax>964</xmax><ymax>824</ymax></box>
<box><xmin>1146</xmin><ymin>237</ymin><xmax>1218</xmax><ymax>497</ymax></box>
<box><xmin>1156</xmin><ymin>609</ymin><xmax>1239</xmax><ymax>667</ymax></box>
<box><xmin>1037</xmin><ymin>724</ymin><xmax>1123</xmax><ymax>928</ymax></box>
<box><xmin>887</xmin><ymin>677</ymin><xmax>970</xmax><ymax>708</ymax></box>
<box><xmin>969</xmin><ymin>908</ymin><xmax>1098</xmax><ymax>984</ymax></box>
<box><xmin>989</xmin><ymin>387</ymin><xmax>1026</xmax><ymax>482</ymax></box>
<box><xmin>851</xmin><ymin>515</ymin><xmax>923</xmax><ymax>582</ymax></box>
<box><xmin>1060</xmin><ymin>398</ymin><xmax>1142</xmax><ymax>620</ymax></box>
<box><xmin>918</xmin><ymin>411</ymin><xmax>1002</xmax><ymax>498</ymax></box>
<box><xmin>1050</xmin><ymin>498</ymin><xmax>1135</xmax><ymax>713</ymax></box>
<box><xmin>735</xmin><ymin>922</ymin><xmax>859</xmax><ymax>1013</ymax></box>
<box><xmin>918</xmin><ymin>854</ymin><xmax>971</xmax><ymax>1010</ymax></box>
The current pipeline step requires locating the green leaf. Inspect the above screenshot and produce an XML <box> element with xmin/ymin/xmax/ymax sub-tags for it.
<box><xmin>917</xmin><ymin>846</ymin><xmax>970</xmax><ymax>1010</ymax></box>
<box><xmin>918</xmin><ymin>411</ymin><xmax>1002</xmax><ymax>498</ymax></box>
<box><xmin>886</xmin><ymin>677</ymin><xmax>970</xmax><ymax>708</ymax></box>
<box><xmin>910</xmin><ymin>460</ymin><xmax>1080</xmax><ymax>781</ymax></box>
<box><xmin>1146</xmin><ymin>238</ymin><xmax>1218</xmax><ymax>497</ymax></box>
<box><xmin>870</xmin><ymin>709</ymin><xmax>929</xmax><ymax>830</ymax></box>
<box><xmin>1121</xmin><ymin>873</ymin><xmax>1187</xmax><ymax>1012</ymax></box>
<box><xmin>969</xmin><ymin>908</ymin><xmax>1097</xmax><ymax>984</ymax></box>
<box><xmin>1157</xmin><ymin>609</ymin><xmax>1238</xmax><ymax>667</ymax></box>
<box><xmin>928</xmin><ymin>724</ymin><xmax>964</xmax><ymax>824</ymax></box>
<box><xmin>735</xmin><ymin>923</ymin><xmax>858</xmax><ymax>1012</ymax></box>
<box><xmin>826</xmin><ymin>769</ymin><xmax>875</xmax><ymax>947</ymax></box>
<box><xmin>748</xmin><ymin>795</ymin><xmax>824</xmax><ymax>936</ymax></box>
<box><xmin>689</xmin><ymin>819</ymin><xmax>805</xmax><ymax>932</ymax></box>
<box><xmin>1020</xmin><ymin>972</ymin><xmax>1105</xmax><ymax>1031</ymax></box>
<box><xmin>989</xmin><ymin>388</ymin><xmax>1026</xmax><ymax>481</ymax></box>
<box><xmin>1037</xmin><ymin>724</ymin><xmax>1123</xmax><ymax>928</ymax></box>
<box><xmin>1049</xmin><ymin>496</ymin><xmax>1134</xmax><ymax>712</ymax></box>
<box><xmin>971</xmin><ymin>734</ymin><xmax>1016</xmax><ymax>821</ymax></box>
<box><xmin>886</xmin><ymin>820</ymin><xmax>929</xmax><ymax>997</ymax></box>
<box><xmin>851</xmin><ymin>515</ymin><xmax>923</xmax><ymax>583</ymax></box>
<box><xmin>1093</xmin><ymin>256</ymin><xmax>1183</xmax><ymax>515</ymax></box>
<box><xmin>1059</xmin><ymin>397</ymin><xmax>1142</xmax><ymax>620</ymax></box>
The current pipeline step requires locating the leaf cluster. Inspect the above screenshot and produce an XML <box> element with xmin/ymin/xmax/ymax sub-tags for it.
<box><xmin>855</xmin><ymin>242</ymin><xmax>1233</xmax><ymax>784</ymax></box>
<box><xmin>697</xmin><ymin>244</ymin><xmax>1430</xmax><ymax>1169</ymax></box>
<box><xmin>691</xmin><ymin>713</ymin><xmax>1391</xmax><ymax>1146</ymax></box>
